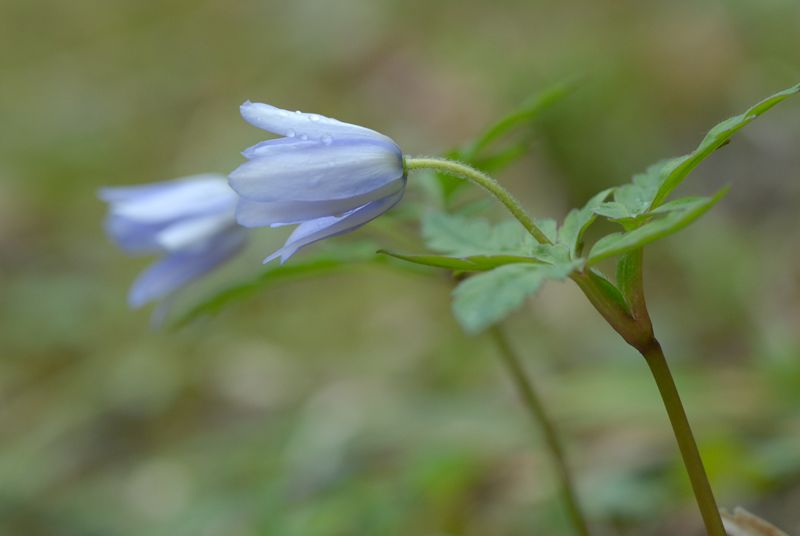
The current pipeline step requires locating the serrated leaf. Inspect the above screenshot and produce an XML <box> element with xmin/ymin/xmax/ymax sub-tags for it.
<box><xmin>587</xmin><ymin>188</ymin><xmax>728</xmax><ymax>265</ymax></box>
<box><xmin>648</xmin><ymin>84</ymin><xmax>799</xmax><ymax>209</ymax></box>
<box><xmin>422</xmin><ymin>213</ymin><xmax>537</xmax><ymax>257</ymax></box>
<box><xmin>377</xmin><ymin>250</ymin><xmax>540</xmax><ymax>272</ymax></box>
<box><xmin>592</xmin><ymin>202</ymin><xmax>634</xmax><ymax>221</ymax></box>
<box><xmin>559</xmin><ymin>188</ymin><xmax>613</xmax><ymax>258</ymax></box>
<box><xmin>614</xmin><ymin>183</ymin><xmax>652</xmax><ymax>216</ymax></box>
<box><xmin>530</xmin><ymin>243</ymin><xmax>573</xmax><ymax>265</ymax></box>
<box><xmin>535</xmin><ymin>217</ymin><xmax>558</xmax><ymax>243</ymax></box>
<box><xmin>453</xmin><ymin>261</ymin><xmax>580</xmax><ymax>333</ymax></box>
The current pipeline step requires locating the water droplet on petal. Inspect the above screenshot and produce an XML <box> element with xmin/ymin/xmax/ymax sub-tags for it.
<box><xmin>299</xmin><ymin>134</ymin><xmax>309</xmax><ymax>141</ymax></box>
<box><xmin>308</xmin><ymin>114</ymin><xmax>320</xmax><ymax>122</ymax></box>
<box><xmin>295</xmin><ymin>110</ymin><xmax>302</xmax><ymax>114</ymax></box>
<box><xmin>321</xmin><ymin>135</ymin><xmax>333</xmax><ymax>145</ymax></box>
<box><xmin>286</xmin><ymin>129</ymin><xmax>296</xmax><ymax>138</ymax></box>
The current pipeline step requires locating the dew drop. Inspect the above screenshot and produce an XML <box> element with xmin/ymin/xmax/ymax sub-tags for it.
<box><xmin>308</xmin><ymin>114</ymin><xmax>320</xmax><ymax>122</ymax></box>
<box><xmin>299</xmin><ymin>134</ymin><xmax>309</xmax><ymax>141</ymax></box>
<box><xmin>286</xmin><ymin>129</ymin><xmax>296</xmax><ymax>138</ymax></box>
<box><xmin>321</xmin><ymin>134</ymin><xmax>333</xmax><ymax>146</ymax></box>
<box><xmin>295</xmin><ymin>110</ymin><xmax>302</xmax><ymax>114</ymax></box>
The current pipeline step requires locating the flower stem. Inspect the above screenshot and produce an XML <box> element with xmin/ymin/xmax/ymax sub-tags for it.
<box><xmin>640</xmin><ymin>340</ymin><xmax>726</xmax><ymax>536</ymax></box>
<box><xmin>404</xmin><ymin>156</ymin><xmax>552</xmax><ymax>245</ymax></box>
<box><xmin>490</xmin><ymin>326</ymin><xmax>591</xmax><ymax>536</ymax></box>
<box><xmin>582</xmin><ymin>248</ymin><xmax>726</xmax><ymax>535</ymax></box>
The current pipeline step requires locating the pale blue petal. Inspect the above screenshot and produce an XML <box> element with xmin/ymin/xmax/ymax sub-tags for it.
<box><xmin>235</xmin><ymin>178</ymin><xmax>405</xmax><ymax>227</ymax></box>
<box><xmin>106</xmin><ymin>176</ymin><xmax>236</xmax><ymax>223</ymax></box>
<box><xmin>240</xmin><ymin>101</ymin><xmax>393</xmax><ymax>143</ymax></box>
<box><xmin>229</xmin><ymin>138</ymin><xmax>404</xmax><ymax>202</ymax></box>
<box><xmin>99</xmin><ymin>174</ymin><xmax>226</xmax><ymax>203</ymax></box>
<box><xmin>104</xmin><ymin>214</ymin><xmax>164</xmax><ymax>254</ymax></box>
<box><xmin>241</xmin><ymin>137</ymin><xmax>317</xmax><ymax>159</ymax></box>
<box><xmin>154</xmin><ymin>213</ymin><xmax>236</xmax><ymax>252</ymax></box>
<box><xmin>127</xmin><ymin>228</ymin><xmax>247</xmax><ymax>308</ymax></box>
<box><xmin>263</xmin><ymin>190</ymin><xmax>404</xmax><ymax>264</ymax></box>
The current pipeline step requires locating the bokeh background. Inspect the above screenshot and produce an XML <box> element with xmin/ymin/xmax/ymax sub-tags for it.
<box><xmin>2</xmin><ymin>1</ymin><xmax>800</xmax><ymax>534</ymax></box>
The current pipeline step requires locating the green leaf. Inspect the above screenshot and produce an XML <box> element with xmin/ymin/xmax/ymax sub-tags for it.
<box><xmin>471</xmin><ymin>142</ymin><xmax>530</xmax><ymax>173</ymax></box>
<box><xmin>172</xmin><ymin>245</ymin><xmax>379</xmax><ymax>328</ymax></box>
<box><xmin>452</xmin><ymin>261</ymin><xmax>580</xmax><ymax>333</ymax></box>
<box><xmin>422</xmin><ymin>213</ymin><xmax>537</xmax><ymax>257</ymax></box>
<box><xmin>377</xmin><ymin>250</ymin><xmax>540</xmax><ymax>272</ymax></box>
<box><xmin>648</xmin><ymin>84</ymin><xmax>799</xmax><ymax>209</ymax></box>
<box><xmin>588</xmin><ymin>269</ymin><xmax>631</xmax><ymax>315</ymax></box>
<box><xmin>535</xmin><ymin>217</ymin><xmax>558</xmax><ymax>243</ymax></box>
<box><xmin>592</xmin><ymin>202</ymin><xmax>634</xmax><ymax>221</ymax></box>
<box><xmin>587</xmin><ymin>188</ymin><xmax>728</xmax><ymax>265</ymax></box>
<box><xmin>462</xmin><ymin>79</ymin><xmax>577</xmax><ymax>159</ymax></box>
<box><xmin>428</xmin><ymin>79</ymin><xmax>577</xmax><ymax>206</ymax></box>
<box><xmin>559</xmin><ymin>188</ymin><xmax>613</xmax><ymax>258</ymax></box>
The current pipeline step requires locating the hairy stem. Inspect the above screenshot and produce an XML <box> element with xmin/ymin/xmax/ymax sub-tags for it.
<box><xmin>490</xmin><ymin>327</ymin><xmax>591</xmax><ymax>536</ymax></box>
<box><xmin>404</xmin><ymin>156</ymin><xmax>552</xmax><ymax>245</ymax></box>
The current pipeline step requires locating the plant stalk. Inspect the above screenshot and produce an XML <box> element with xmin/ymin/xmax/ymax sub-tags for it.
<box><xmin>406</xmin><ymin>156</ymin><xmax>725</xmax><ymax>534</ymax></box>
<box><xmin>580</xmin><ymin>250</ymin><xmax>726</xmax><ymax>535</ymax></box>
<box><xmin>490</xmin><ymin>327</ymin><xmax>591</xmax><ymax>536</ymax></box>
<box><xmin>640</xmin><ymin>340</ymin><xmax>726</xmax><ymax>536</ymax></box>
<box><xmin>404</xmin><ymin>156</ymin><xmax>552</xmax><ymax>245</ymax></box>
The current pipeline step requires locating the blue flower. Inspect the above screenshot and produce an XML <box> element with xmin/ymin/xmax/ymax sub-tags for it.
<box><xmin>229</xmin><ymin>102</ymin><xmax>406</xmax><ymax>263</ymax></box>
<box><xmin>99</xmin><ymin>174</ymin><xmax>247</xmax><ymax>310</ymax></box>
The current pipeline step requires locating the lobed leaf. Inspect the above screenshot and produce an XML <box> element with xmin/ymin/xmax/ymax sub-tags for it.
<box><xmin>555</xmin><ymin>188</ymin><xmax>614</xmax><ymax>259</ymax></box>
<box><xmin>422</xmin><ymin>213</ymin><xmax>537</xmax><ymax>257</ymax></box>
<box><xmin>647</xmin><ymin>84</ymin><xmax>799</xmax><ymax>209</ymax></box>
<box><xmin>587</xmin><ymin>188</ymin><xmax>728</xmax><ymax>265</ymax></box>
<box><xmin>452</xmin><ymin>261</ymin><xmax>580</xmax><ymax>333</ymax></box>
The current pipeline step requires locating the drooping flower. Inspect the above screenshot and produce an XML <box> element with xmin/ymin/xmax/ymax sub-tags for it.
<box><xmin>228</xmin><ymin>102</ymin><xmax>406</xmax><ymax>263</ymax></box>
<box><xmin>99</xmin><ymin>174</ymin><xmax>247</xmax><ymax>310</ymax></box>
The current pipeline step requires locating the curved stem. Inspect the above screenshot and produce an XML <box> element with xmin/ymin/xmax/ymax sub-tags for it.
<box><xmin>404</xmin><ymin>156</ymin><xmax>552</xmax><ymax>245</ymax></box>
<box><xmin>641</xmin><ymin>340</ymin><xmax>726</xmax><ymax>536</ymax></box>
<box><xmin>490</xmin><ymin>327</ymin><xmax>591</xmax><ymax>536</ymax></box>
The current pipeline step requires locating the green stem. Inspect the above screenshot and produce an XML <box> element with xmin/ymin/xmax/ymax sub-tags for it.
<box><xmin>490</xmin><ymin>327</ymin><xmax>591</xmax><ymax>536</ymax></box>
<box><xmin>404</xmin><ymin>156</ymin><xmax>552</xmax><ymax>245</ymax></box>
<box><xmin>601</xmin><ymin>249</ymin><xmax>724</xmax><ymax>535</ymax></box>
<box><xmin>406</xmin><ymin>154</ymin><xmax>724</xmax><ymax>533</ymax></box>
<box><xmin>640</xmin><ymin>340</ymin><xmax>726</xmax><ymax>536</ymax></box>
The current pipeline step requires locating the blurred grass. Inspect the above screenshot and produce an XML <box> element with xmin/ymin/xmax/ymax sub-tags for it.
<box><xmin>2</xmin><ymin>0</ymin><xmax>800</xmax><ymax>534</ymax></box>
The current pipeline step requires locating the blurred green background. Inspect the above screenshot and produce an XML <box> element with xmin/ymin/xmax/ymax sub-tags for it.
<box><xmin>2</xmin><ymin>1</ymin><xmax>800</xmax><ymax>534</ymax></box>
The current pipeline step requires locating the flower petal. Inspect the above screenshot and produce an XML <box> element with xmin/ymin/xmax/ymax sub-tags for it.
<box><xmin>240</xmin><ymin>101</ymin><xmax>393</xmax><ymax>143</ymax></box>
<box><xmin>127</xmin><ymin>228</ymin><xmax>247</xmax><ymax>308</ymax></box>
<box><xmin>105</xmin><ymin>175</ymin><xmax>236</xmax><ymax>223</ymax></box>
<box><xmin>241</xmin><ymin>137</ymin><xmax>317</xmax><ymax>159</ymax></box>
<box><xmin>229</xmin><ymin>138</ymin><xmax>404</xmax><ymax>202</ymax></box>
<box><xmin>104</xmin><ymin>214</ymin><xmax>164</xmax><ymax>254</ymax></box>
<box><xmin>155</xmin><ymin>213</ymin><xmax>236</xmax><ymax>252</ymax></box>
<box><xmin>235</xmin><ymin>178</ymin><xmax>405</xmax><ymax>227</ymax></box>
<box><xmin>263</xmin><ymin>190</ymin><xmax>404</xmax><ymax>264</ymax></box>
